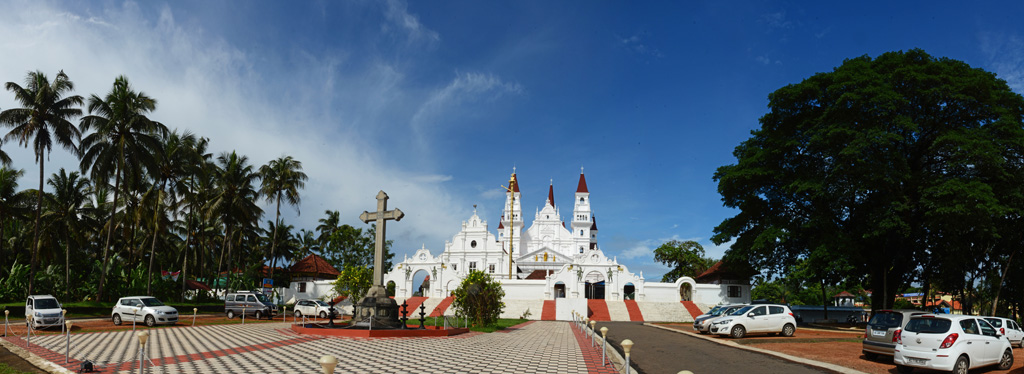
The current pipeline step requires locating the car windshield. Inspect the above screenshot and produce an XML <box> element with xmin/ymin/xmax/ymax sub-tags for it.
<box><xmin>34</xmin><ymin>298</ymin><xmax>59</xmax><ymax>309</ymax></box>
<box><xmin>868</xmin><ymin>311</ymin><xmax>904</xmax><ymax>329</ymax></box>
<box><xmin>253</xmin><ymin>293</ymin><xmax>270</xmax><ymax>302</ymax></box>
<box><xmin>707</xmin><ymin>306</ymin><xmax>723</xmax><ymax>316</ymax></box>
<box><xmin>904</xmin><ymin>317</ymin><xmax>952</xmax><ymax>334</ymax></box>
<box><xmin>731</xmin><ymin>306</ymin><xmax>754</xmax><ymax>316</ymax></box>
<box><xmin>140</xmin><ymin>298</ymin><xmax>165</xmax><ymax>307</ymax></box>
<box><xmin>985</xmin><ymin>318</ymin><xmax>1003</xmax><ymax>328</ymax></box>
<box><xmin>315</xmin><ymin>300</ymin><xmax>329</xmax><ymax>306</ymax></box>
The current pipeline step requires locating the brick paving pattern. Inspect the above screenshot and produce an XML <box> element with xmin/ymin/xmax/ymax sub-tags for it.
<box><xmin>4</xmin><ymin>321</ymin><xmax>605</xmax><ymax>373</ymax></box>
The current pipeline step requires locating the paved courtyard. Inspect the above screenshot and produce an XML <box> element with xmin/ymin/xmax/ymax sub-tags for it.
<box><xmin>2</xmin><ymin>321</ymin><xmax>621</xmax><ymax>373</ymax></box>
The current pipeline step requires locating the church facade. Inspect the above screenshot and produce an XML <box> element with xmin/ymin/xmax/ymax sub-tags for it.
<box><xmin>383</xmin><ymin>171</ymin><xmax>749</xmax><ymax>307</ymax></box>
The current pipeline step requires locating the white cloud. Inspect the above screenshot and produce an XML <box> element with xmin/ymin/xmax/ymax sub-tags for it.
<box><xmin>616</xmin><ymin>33</ymin><xmax>664</xmax><ymax>58</ymax></box>
<box><xmin>410</xmin><ymin>71</ymin><xmax>524</xmax><ymax>134</ymax></box>
<box><xmin>0</xmin><ymin>1</ymin><xmax>475</xmax><ymax>260</ymax></box>
<box><xmin>382</xmin><ymin>0</ymin><xmax>440</xmax><ymax>46</ymax></box>
<box><xmin>979</xmin><ymin>32</ymin><xmax>1024</xmax><ymax>94</ymax></box>
<box><xmin>760</xmin><ymin>11</ymin><xmax>793</xmax><ymax>30</ymax></box>
<box><xmin>616</xmin><ymin>235</ymin><xmax>732</xmax><ymax>261</ymax></box>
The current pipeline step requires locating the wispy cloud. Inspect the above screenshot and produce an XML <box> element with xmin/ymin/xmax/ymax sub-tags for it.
<box><xmin>755</xmin><ymin>55</ymin><xmax>782</xmax><ymax>65</ymax></box>
<box><xmin>760</xmin><ymin>11</ymin><xmax>794</xmax><ymax>30</ymax></box>
<box><xmin>382</xmin><ymin>0</ymin><xmax>440</xmax><ymax>46</ymax></box>
<box><xmin>616</xmin><ymin>32</ymin><xmax>664</xmax><ymax>58</ymax></box>
<box><xmin>410</xmin><ymin>71</ymin><xmax>524</xmax><ymax>133</ymax></box>
<box><xmin>979</xmin><ymin>32</ymin><xmax>1024</xmax><ymax>94</ymax></box>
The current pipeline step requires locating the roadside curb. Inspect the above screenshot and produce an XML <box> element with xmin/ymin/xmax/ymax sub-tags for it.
<box><xmin>0</xmin><ymin>338</ymin><xmax>72</xmax><ymax>374</ymax></box>
<box><xmin>645</xmin><ymin>323</ymin><xmax>867</xmax><ymax>374</ymax></box>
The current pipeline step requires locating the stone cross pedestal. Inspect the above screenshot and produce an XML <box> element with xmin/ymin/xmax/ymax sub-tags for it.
<box><xmin>353</xmin><ymin>190</ymin><xmax>405</xmax><ymax>328</ymax></box>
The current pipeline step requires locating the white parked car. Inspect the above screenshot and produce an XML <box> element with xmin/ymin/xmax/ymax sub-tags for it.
<box><xmin>292</xmin><ymin>299</ymin><xmax>336</xmax><ymax>319</ymax></box>
<box><xmin>894</xmin><ymin>314</ymin><xmax>1013</xmax><ymax>374</ymax></box>
<box><xmin>25</xmin><ymin>295</ymin><xmax>64</xmax><ymax>330</ymax></box>
<box><xmin>111</xmin><ymin>296</ymin><xmax>178</xmax><ymax>327</ymax></box>
<box><xmin>693</xmin><ymin>304</ymin><xmax>746</xmax><ymax>334</ymax></box>
<box><xmin>985</xmin><ymin>317</ymin><xmax>1024</xmax><ymax>348</ymax></box>
<box><xmin>710</xmin><ymin>304</ymin><xmax>797</xmax><ymax>338</ymax></box>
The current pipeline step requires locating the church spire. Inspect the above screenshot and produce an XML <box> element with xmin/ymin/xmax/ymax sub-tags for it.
<box><xmin>547</xmin><ymin>179</ymin><xmax>555</xmax><ymax>207</ymax></box>
<box><xmin>576</xmin><ymin>168</ymin><xmax>589</xmax><ymax>193</ymax></box>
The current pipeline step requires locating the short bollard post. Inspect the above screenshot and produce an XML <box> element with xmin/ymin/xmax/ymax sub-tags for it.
<box><xmin>4</xmin><ymin>310</ymin><xmax>9</xmax><ymax>337</ymax></box>
<box><xmin>600</xmin><ymin>326</ymin><xmax>608</xmax><ymax>366</ymax></box>
<box><xmin>583</xmin><ymin>317</ymin><xmax>589</xmax><ymax>334</ymax></box>
<box><xmin>590</xmin><ymin>320</ymin><xmax>597</xmax><ymax>347</ymax></box>
<box><xmin>192</xmin><ymin>308</ymin><xmax>198</xmax><ymax>326</ymax></box>
<box><xmin>132</xmin><ymin>307</ymin><xmax>137</xmax><ymax>331</ymax></box>
<box><xmin>622</xmin><ymin>339</ymin><xmax>634</xmax><ymax>374</ymax></box>
<box><xmin>136</xmin><ymin>331</ymin><xmax>149</xmax><ymax>374</ymax></box>
<box><xmin>319</xmin><ymin>354</ymin><xmax>338</xmax><ymax>374</ymax></box>
<box><xmin>25</xmin><ymin>315</ymin><xmax>31</xmax><ymax>347</ymax></box>
<box><xmin>242</xmin><ymin>307</ymin><xmax>246</xmax><ymax>325</ymax></box>
<box><xmin>65</xmin><ymin>320</ymin><xmax>73</xmax><ymax>364</ymax></box>
<box><xmin>677</xmin><ymin>371</ymin><xmax>694</xmax><ymax>374</ymax></box>
<box><xmin>282</xmin><ymin>306</ymin><xmax>287</xmax><ymax>323</ymax></box>
<box><xmin>61</xmin><ymin>309</ymin><xmax>67</xmax><ymax>334</ymax></box>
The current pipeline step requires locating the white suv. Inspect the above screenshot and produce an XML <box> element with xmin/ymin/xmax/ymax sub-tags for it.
<box><xmin>895</xmin><ymin>314</ymin><xmax>1013</xmax><ymax>373</ymax></box>
<box><xmin>711</xmin><ymin>304</ymin><xmax>797</xmax><ymax>338</ymax></box>
<box><xmin>111</xmin><ymin>296</ymin><xmax>178</xmax><ymax>327</ymax></box>
<box><xmin>25</xmin><ymin>295</ymin><xmax>64</xmax><ymax>330</ymax></box>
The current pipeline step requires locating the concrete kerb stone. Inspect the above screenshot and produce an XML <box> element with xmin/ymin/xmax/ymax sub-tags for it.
<box><xmin>0</xmin><ymin>337</ymin><xmax>73</xmax><ymax>374</ymax></box>
<box><xmin>644</xmin><ymin>323</ymin><xmax>867</xmax><ymax>374</ymax></box>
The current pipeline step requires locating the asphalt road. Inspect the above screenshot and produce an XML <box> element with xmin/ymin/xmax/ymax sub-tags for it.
<box><xmin>594</xmin><ymin>322</ymin><xmax>833</xmax><ymax>374</ymax></box>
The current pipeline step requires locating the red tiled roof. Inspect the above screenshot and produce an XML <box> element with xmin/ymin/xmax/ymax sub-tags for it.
<box><xmin>694</xmin><ymin>261</ymin><xmax>725</xmax><ymax>281</ymax></box>
<box><xmin>591</xmin><ymin>216</ymin><xmax>598</xmax><ymax>230</ymax></box>
<box><xmin>289</xmin><ymin>254</ymin><xmax>340</xmax><ymax>278</ymax></box>
<box><xmin>186</xmin><ymin>280</ymin><xmax>212</xmax><ymax>291</ymax></box>
<box><xmin>512</xmin><ymin>173</ymin><xmax>520</xmax><ymax>193</ymax></box>
<box><xmin>576</xmin><ymin>172</ymin><xmax>589</xmax><ymax>193</ymax></box>
<box><xmin>834</xmin><ymin>291</ymin><xmax>856</xmax><ymax>298</ymax></box>
<box><xmin>525</xmin><ymin>270</ymin><xmax>552</xmax><ymax>280</ymax></box>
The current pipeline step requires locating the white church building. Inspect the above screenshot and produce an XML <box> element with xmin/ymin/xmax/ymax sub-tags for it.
<box><xmin>375</xmin><ymin>171</ymin><xmax>751</xmax><ymax>321</ymax></box>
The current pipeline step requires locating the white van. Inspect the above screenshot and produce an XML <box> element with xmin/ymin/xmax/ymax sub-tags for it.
<box><xmin>26</xmin><ymin>295</ymin><xmax>64</xmax><ymax>330</ymax></box>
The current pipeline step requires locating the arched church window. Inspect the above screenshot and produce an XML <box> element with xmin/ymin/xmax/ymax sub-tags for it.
<box><xmin>579</xmin><ymin>246</ymin><xmax>584</xmax><ymax>253</ymax></box>
<box><xmin>470</xmin><ymin>240</ymin><xmax>477</xmax><ymax>248</ymax></box>
<box><xmin>580</xmin><ymin>197</ymin><xmax>584</xmax><ymax>202</ymax></box>
<box><xmin>580</xmin><ymin>230</ymin><xmax>584</xmax><ymax>236</ymax></box>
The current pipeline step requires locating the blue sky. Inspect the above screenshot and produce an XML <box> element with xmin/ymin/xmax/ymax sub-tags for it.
<box><xmin>2</xmin><ymin>1</ymin><xmax>1023</xmax><ymax>280</ymax></box>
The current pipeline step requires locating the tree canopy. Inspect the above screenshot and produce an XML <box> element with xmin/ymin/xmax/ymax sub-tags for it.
<box><xmin>653</xmin><ymin>240</ymin><xmax>716</xmax><ymax>282</ymax></box>
<box><xmin>713</xmin><ymin>49</ymin><xmax>1024</xmax><ymax>312</ymax></box>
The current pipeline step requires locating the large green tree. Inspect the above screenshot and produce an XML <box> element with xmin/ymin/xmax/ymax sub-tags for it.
<box><xmin>0</xmin><ymin>70</ymin><xmax>83</xmax><ymax>296</ymax></box>
<box><xmin>712</xmin><ymin>49</ymin><xmax>1024</xmax><ymax>311</ymax></box>
<box><xmin>653</xmin><ymin>240</ymin><xmax>716</xmax><ymax>282</ymax></box>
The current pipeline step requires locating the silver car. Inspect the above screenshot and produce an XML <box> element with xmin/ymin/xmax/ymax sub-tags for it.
<box><xmin>693</xmin><ymin>304</ymin><xmax>747</xmax><ymax>334</ymax></box>
<box><xmin>111</xmin><ymin>296</ymin><xmax>179</xmax><ymax>327</ymax></box>
<box><xmin>862</xmin><ymin>309</ymin><xmax>926</xmax><ymax>360</ymax></box>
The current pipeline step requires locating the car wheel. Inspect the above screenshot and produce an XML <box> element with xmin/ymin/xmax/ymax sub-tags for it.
<box><xmin>227</xmin><ymin>310</ymin><xmax>235</xmax><ymax>319</ymax></box>
<box><xmin>952</xmin><ymin>355</ymin><xmax>969</xmax><ymax>374</ymax></box>
<box><xmin>145</xmin><ymin>315</ymin><xmax>156</xmax><ymax>327</ymax></box>
<box><xmin>294</xmin><ymin>310</ymin><xmax>302</xmax><ymax>318</ymax></box>
<box><xmin>781</xmin><ymin>323</ymin><xmax>795</xmax><ymax>337</ymax></box>
<box><xmin>319</xmin><ymin>311</ymin><xmax>327</xmax><ymax>319</ymax></box>
<box><xmin>863</xmin><ymin>352</ymin><xmax>878</xmax><ymax>360</ymax></box>
<box><xmin>255</xmin><ymin>311</ymin><xmax>263</xmax><ymax>320</ymax></box>
<box><xmin>697</xmin><ymin>330</ymin><xmax>707</xmax><ymax>335</ymax></box>
<box><xmin>896</xmin><ymin>365</ymin><xmax>913</xmax><ymax>374</ymax></box>
<box><xmin>999</xmin><ymin>348</ymin><xmax>1013</xmax><ymax>370</ymax></box>
<box><xmin>113</xmin><ymin>314</ymin><xmax>122</xmax><ymax>326</ymax></box>
<box><xmin>731</xmin><ymin>325</ymin><xmax>746</xmax><ymax>339</ymax></box>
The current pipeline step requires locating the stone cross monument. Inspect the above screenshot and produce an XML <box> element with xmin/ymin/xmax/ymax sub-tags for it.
<box><xmin>353</xmin><ymin>190</ymin><xmax>405</xmax><ymax>328</ymax></box>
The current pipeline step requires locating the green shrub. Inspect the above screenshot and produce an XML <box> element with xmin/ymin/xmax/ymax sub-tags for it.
<box><xmin>451</xmin><ymin>270</ymin><xmax>505</xmax><ymax>327</ymax></box>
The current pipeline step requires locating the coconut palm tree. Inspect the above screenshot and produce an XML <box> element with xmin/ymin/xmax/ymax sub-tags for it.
<box><xmin>80</xmin><ymin>75</ymin><xmax>167</xmax><ymax>300</ymax></box>
<box><xmin>258</xmin><ymin>156</ymin><xmax>307</xmax><ymax>279</ymax></box>
<box><xmin>208</xmin><ymin>151</ymin><xmax>262</xmax><ymax>294</ymax></box>
<box><xmin>0</xmin><ymin>70</ymin><xmax>83</xmax><ymax>296</ymax></box>
<box><xmin>146</xmin><ymin>130</ymin><xmax>197</xmax><ymax>294</ymax></box>
<box><xmin>43</xmin><ymin>168</ymin><xmax>92</xmax><ymax>299</ymax></box>
<box><xmin>178</xmin><ymin>136</ymin><xmax>211</xmax><ymax>298</ymax></box>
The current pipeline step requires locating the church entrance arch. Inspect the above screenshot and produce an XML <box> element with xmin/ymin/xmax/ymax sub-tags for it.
<box><xmin>412</xmin><ymin>269</ymin><xmax>429</xmax><ymax>297</ymax></box>
<box><xmin>386</xmin><ymin>281</ymin><xmax>396</xmax><ymax>297</ymax></box>
<box><xmin>584</xmin><ymin>271</ymin><xmax>605</xmax><ymax>300</ymax></box>
<box><xmin>553</xmin><ymin>282</ymin><xmax>566</xmax><ymax>298</ymax></box>
<box><xmin>623</xmin><ymin>283</ymin><xmax>635</xmax><ymax>300</ymax></box>
<box><xmin>680</xmin><ymin>282</ymin><xmax>693</xmax><ymax>301</ymax></box>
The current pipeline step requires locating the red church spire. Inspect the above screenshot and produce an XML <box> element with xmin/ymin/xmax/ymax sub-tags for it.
<box><xmin>576</xmin><ymin>169</ymin><xmax>589</xmax><ymax>193</ymax></box>
<box><xmin>548</xmin><ymin>180</ymin><xmax>555</xmax><ymax>207</ymax></box>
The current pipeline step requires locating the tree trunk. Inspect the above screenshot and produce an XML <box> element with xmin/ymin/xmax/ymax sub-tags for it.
<box><xmin>269</xmin><ymin>195</ymin><xmax>281</xmax><ymax>280</ymax></box>
<box><xmin>146</xmin><ymin>179</ymin><xmax>167</xmax><ymax>295</ymax></box>
<box><xmin>990</xmin><ymin>249</ymin><xmax>1016</xmax><ymax>316</ymax></box>
<box><xmin>27</xmin><ymin>155</ymin><xmax>44</xmax><ymax>296</ymax></box>
<box><xmin>65</xmin><ymin>230</ymin><xmax>71</xmax><ymax>300</ymax></box>
<box><xmin>821</xmin><ymin>278</ymin><xmax>828</xmax><ymax>321</ymax></box>
<box><xmin>181</xmin><ymin>217</ymin><xmax>192</xmax><ymax>301</ymax></box>
<box><xmin>97</xmin><ymin>157</ymin><xmax>124</xmax><ymax>301</ymax></box>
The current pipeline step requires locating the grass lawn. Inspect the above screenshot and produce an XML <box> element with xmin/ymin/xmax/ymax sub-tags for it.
<box><xmin>468</xmin><ymin>318</ymin><xmax>529</xmax><ymax>333</ymax></box>
<box><xmin>0</xmin><ymin>363</ymin><xmax>32</xmax><ymax>374</ymax></box>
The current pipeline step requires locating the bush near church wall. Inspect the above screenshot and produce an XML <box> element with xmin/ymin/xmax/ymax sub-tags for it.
<box><xmin>451</xmin><ymin>270</ymin><xmax>505</xmax><ymax>327</ymax></box>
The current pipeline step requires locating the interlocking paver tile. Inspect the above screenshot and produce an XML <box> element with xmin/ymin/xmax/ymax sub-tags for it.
<box><xmin>3</xmin><ymin>321</ymin><xmax>604</xmax><ymax>373</ymax></box>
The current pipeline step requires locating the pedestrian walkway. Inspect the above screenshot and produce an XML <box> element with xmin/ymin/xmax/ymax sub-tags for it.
<box><xmin>3</xmin><ymin>321</ymin><xmax>613</xmax><ymax>373</ymax></box>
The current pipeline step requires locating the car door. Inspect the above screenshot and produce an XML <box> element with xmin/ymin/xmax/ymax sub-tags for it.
<box><xmin>977</xmin><ymin>319</ymin><xmax>1004</xmax><ymax>365</ymax></box>
<box><xmin>767</xmin><ymin>306</ymin><xmax>787</xmax><ymax>332</ymax></box>
<box><xmin>959</xmin><ymin>319</ymin><xmax>988</xmax><ymax>366</ymax></box>
<box><xmin>1010</xmin><ymin>320</ymin><xmax>1024</xmax><ymax>345</ymax></box>
<box><xmin>746</xmin><ymin>306</ymin><xmax>769</xmax><ymax>332</ymax></box>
